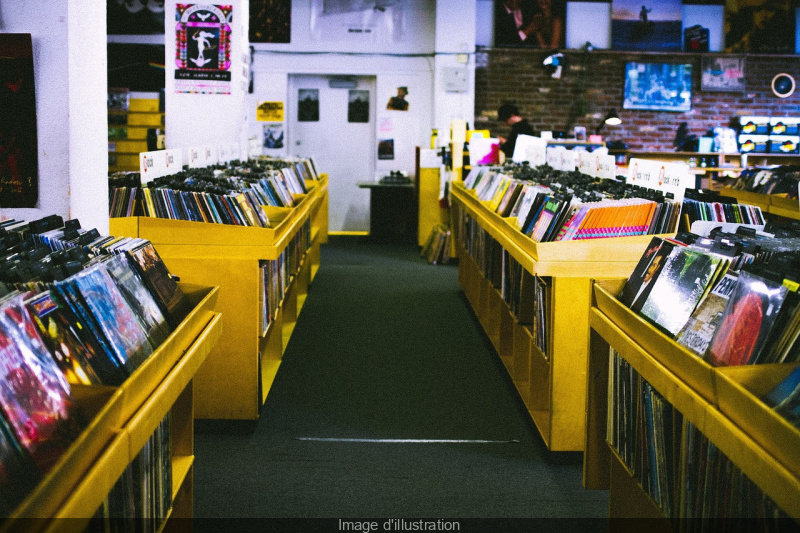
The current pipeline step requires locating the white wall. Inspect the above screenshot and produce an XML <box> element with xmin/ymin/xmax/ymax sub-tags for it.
<box><xmin>0</xmin><ymin>0</ymin><xmax>108</xmax><ymax>231</ymax></box>
<box><xmin>250</xmin><ymin>0</ymin><xmax>477</xmax><ymax>181</ymax></box>
<box><xmin>166</xmin><ymin>1</ymin><xmax>251</xmax><ymax>160</ymax></box>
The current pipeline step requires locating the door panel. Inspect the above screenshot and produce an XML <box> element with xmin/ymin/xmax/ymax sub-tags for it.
<box><xmin>288</xmin><ymin>75</ymin><xmax>375</xmax><ymax>233</ymax></box>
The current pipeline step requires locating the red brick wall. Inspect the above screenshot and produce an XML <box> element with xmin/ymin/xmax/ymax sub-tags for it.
<box><xmin>474</xmin><ymin>49</ymin><xmax>800</xmax><ymax>152</ymax></box>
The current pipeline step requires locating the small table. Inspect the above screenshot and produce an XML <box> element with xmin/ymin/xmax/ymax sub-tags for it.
<box><xmin>357</xmin><ymin>182</ymin><xmax>416</xmax><ymax>244</ymax></box>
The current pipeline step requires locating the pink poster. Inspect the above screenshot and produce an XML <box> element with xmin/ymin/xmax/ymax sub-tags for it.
<box><xmin>175</xmin><ymin>4</ymin><xmax>233</xmax><ymax>94</ymax></box>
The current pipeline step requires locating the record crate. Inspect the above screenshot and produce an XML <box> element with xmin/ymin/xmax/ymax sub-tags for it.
<box><xmin>450</xmin><ymin>180</ymin><xmax>666</xmax><ymax>454</ymax></box>
<box><xmin>587</xmin><ymin>279</ymin><xmax>800</xmax><ymax>522</ymax></box>
<box><xmin>3</xmin><ymin>284</ymin><xmax>221</xmax><ymax>530</ymax></box>
<box><xmin>110</xmin><ymin>177</ymin><xmax>328</xmax><ymax>420</ymax></box>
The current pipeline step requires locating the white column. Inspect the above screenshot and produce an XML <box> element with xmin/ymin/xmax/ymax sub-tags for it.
<box><xmin>165</xmin><ymin>1</ymin><xmax>250</xmax><ymax>160</ymax></box>
<box><xmin>0</xmin><ymin>0</ymin><xmax>108</xmax><ymax>232</ymax></box>
<box><xmin>432</xmin><ymin>0</ymin><xmax>477</xmax><ymax>136</ymax></box>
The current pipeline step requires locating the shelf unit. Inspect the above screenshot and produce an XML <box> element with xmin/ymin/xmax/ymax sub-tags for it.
<box><xmin>585</xmin><ymin>278</ymin><xmax>800</xmax><ymax>522</ymax></box>
<box><xmin>719</xmin><ymin>188</ymin><xmax>800</xmax><ymax>221</ymax></box>
<box><xmin>108</xmin><ymin>94</ymin><xmax>164</xmax><ymax>173</ymax></box>
<box><xmin>2</xmin><ymin>283</ymin><xmax>222</xmax><ymax>529</ymax></box>
<box><xmin>450</xmin><ymin>180</ymin><xmax>662</xmax><ymax>452</ymax></box>
<box><xmin>109</xmin><ymin>176</ymin><xmax>328</xmax><ymax>420</ymax></box>
<box><xmin>615</xmin><ymin>151</ymin><xmax>800</xmax><ymax>169</ymax></box>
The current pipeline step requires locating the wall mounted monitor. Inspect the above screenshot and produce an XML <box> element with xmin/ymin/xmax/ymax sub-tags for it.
<box><xmin>623</xmin><ymin>62</ymin><xmax>692</xmax><ymax>112</ymax></box>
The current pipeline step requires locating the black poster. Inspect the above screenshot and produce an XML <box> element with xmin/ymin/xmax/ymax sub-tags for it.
<box><xmin>250</xmin><ymin>0</ymin><xmax>291</xmax><ymax>43</ymax></box>
<box><xmin>0</xmin><ymin>34</ymin><xmax>38</xmax><ymax>208</ymax></box>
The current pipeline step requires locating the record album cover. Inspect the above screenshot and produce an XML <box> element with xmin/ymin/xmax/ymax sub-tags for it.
<box><xmin>707</xmin><ymin>270</ymin><xmax>789</xmax><ymax>366</ymax></box>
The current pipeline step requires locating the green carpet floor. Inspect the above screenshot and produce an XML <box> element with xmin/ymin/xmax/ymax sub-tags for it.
<box><xmin>193</xmin><ymin>236</ymin><xmax>608</xmax><ymax>519</ymax></box>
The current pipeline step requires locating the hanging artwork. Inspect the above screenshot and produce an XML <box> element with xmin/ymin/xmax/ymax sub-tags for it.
<box><xmin>250</xmin><ymin>0</ymin><xmax>291</xmax><ymax>43</ymax></box>
<box><xmin>386</xmin><ymin>87</ymin><xmax>409</xmax><ymax>111</ymax></box>
<box><xmin>298</xmin><ymin>89</ymin><xmax>319</xmax><ymax>122</ymax></box>
<box><xmin>701</xmin><ymin>56</ymin><xmax>746</xmax><ymax>92</ymax></box>
<box><xmin>611</xmin><ymin>0</ymin><xmax>683</xmax><ymax>52</ymax></box>
<box><xmin>725</xmin><ymin>0</ymin><xmax>797</xmax><ymax>54</ymax></box>
<box><xmin>263</xmin><ymin>123</ymin><xmax>285</xmax><ymax>150</ymax></box>
<box><xmin>492</xmin><ymin>0</ymin><xmax>566</xmax><ymax>49</ymax></box>
<box><xmin>174</xmin><ymin>4</ymin><xmax>233</xmax><ymax>95</ymax></box>
<box><xmin>378</xmin><ymin>139</ymin><xmax>395</xmax><ymax>160</ymax></box>
<box><xmin>0</xmin><ymin>34</ymin><xmax>38</xmax><ymax>208</ymax></box>
<box><xmin>348</xmin><ymin>90</ymin><xmax>369</xmax><ymax>123</ymax></box>
<box><xmin>309</xmin><ymin>0</ymin><xmax>411</xmax><ymax>44</ymax></box>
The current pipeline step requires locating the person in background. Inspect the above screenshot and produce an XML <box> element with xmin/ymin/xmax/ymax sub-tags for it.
<box><xmin>497</xmin><ymin>102</ymin><xmax>535</xmax><ymax>160</ymax></box>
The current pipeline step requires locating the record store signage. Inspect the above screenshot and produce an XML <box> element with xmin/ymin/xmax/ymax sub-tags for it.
<box><xmin>596</xmin><ymin>154</ymin><xmax>617</xmax><ymax>181</ymax></box>
<box><xmin>140</xmin><ymin>149</ymin><xmax>183</xmax><ymax>183</ymax></box>
<box><xmin>175</xmin><ymin>4</ymin><xmax>234</xmax><ymax>94</ymax></box>
<box><xmin>188</xmin><ymin>145</ymin><xmax>219</xmax><ymax>168</ymax></box>
<box><xmin>627</xmin><ymin>158</ymin><xmax>693</xmax><ymax>202</ymax></box>
<box><xmin>561</xmin><ymin>148</ymin><xmax>576</xmax><ymax>172</ymax></box>
<box><xmin>578</xmin><ymin>150</ymin><xmax>596</xmax><ymax>178</ymax></box>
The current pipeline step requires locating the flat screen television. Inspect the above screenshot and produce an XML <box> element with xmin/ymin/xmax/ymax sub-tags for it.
<box><xmin>623</xmin><ymin>62</ymin><xmax>692</xmax><ymax>112</ymax></box>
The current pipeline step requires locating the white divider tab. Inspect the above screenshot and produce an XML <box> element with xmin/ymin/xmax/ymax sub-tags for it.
<box><xmin>578</xmin><ymin>150</ymin><xmax>595</xmax><ymax>177</ymax></box>
<box><xmin>628</xmin><ymin>158</ymin><xmax>692</xmax><ymax>202</ymax></box>
<box><xmin>219</xmin><ymin>144</ymin><xmax>230</xmax><ymax>164</ymax></box>
<box><xmin>512</xmin><ymin>134</ymin><xmax>547</xmax><ymax>167</ymax></box>
<box><xmin>248</xmin><ymin>136</ymin><xmax>261</xmax><ymax>158</ymax></box>
<box><xmin>562</xmin><ymin>148</ymin><xmax>576</xmax><ymax>172</ymax></box>
<box><xmin>231</xmin><ymin>143</ymin><xmax>243</xmax><ymax>162</ymax></box>
<box><xmin>203</xmin><ymin>146</ymin><xmax>219</xmax><ymax>166</ymax></box>
<box><xmin>140</xmin><ymin>149</ymin><xmax>181</xmax><ymax>183</ymax></box>
<box><xmin>546</xmin><ymin>146</ymin><xmax>561</xmax><ymax>170</ymax></box>
<box><xmin>188</xmin><ymin>146</ymin><xmax>203</xmax><ymax>168</ymax></box>
<box><xmin>597</xmin><ymin>154</ymin><xmax>617</xmax><ymax>181</ymax></box>
<box><xmin>165</xmin><ymin>148</ymin><xmax>182</xmax><ymax>174</ymax></box>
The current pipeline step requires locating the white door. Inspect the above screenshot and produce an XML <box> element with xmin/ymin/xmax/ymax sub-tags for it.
<box><xmin>288</xmin><ymin>75</ymin><xmax>375</xmax><ymax>233</ymax></box>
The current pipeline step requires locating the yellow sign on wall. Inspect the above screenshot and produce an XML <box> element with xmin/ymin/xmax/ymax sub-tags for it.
<box><xmin>257</xmin><ymin>101</ymin><xmax>284</xmax><ymax>122</ymax></box>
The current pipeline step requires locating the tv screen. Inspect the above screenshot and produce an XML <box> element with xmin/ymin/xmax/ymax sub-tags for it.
<box><xmin>623</xmin><ymin>62</ymin><xmax>692</xmax><ymax>112</ymax></box>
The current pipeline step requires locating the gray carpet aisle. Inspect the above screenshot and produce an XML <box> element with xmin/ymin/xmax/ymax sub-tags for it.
<box><xmin>193</xmin><ymin>237</ymin><xmax>608</xmax><ymax>519</ymax></box>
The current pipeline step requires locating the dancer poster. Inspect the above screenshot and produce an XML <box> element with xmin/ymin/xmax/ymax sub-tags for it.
<box><xmin>0</xmin><ymin>34</ymin><xmax>38</xmax><ymax>208</ymax></box>
<box><xmin>175</xmin><ymin>4</ymin><xmax>233</xmax><ymax>94</ymax></box>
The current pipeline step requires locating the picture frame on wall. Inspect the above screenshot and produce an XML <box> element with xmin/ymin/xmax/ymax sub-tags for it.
<box><xmin>493</xmin><ymin>0</ymin><xmax>566</xmax><ymax>49</ymax></box>
<box><xmin>0</xmin><ymin>33</ymin><xmax>38</xmax><ymax>208</ymax></box>
<box><xmin>611</xmin><ymin>0</ymin><xmax>683</xmax><ymax>52</ymax></box>
<box><xmin>725</xmin><ymin>0</ymin><xmax>797</xmax><ymax>54</ymax></box>
<box><xmin>701</xmin><ymin>56</ymin><xmax>746</xmax><ymax>92</ymax></box>
<box><xmin>250</xmin><ymin>0</ymin><xmax>291</xmax><ymax>43</ymax></box>
<box><xmin>623</xmin><ymin>62</ymin><xmax>693</xmax><ymax>112</ymax></box>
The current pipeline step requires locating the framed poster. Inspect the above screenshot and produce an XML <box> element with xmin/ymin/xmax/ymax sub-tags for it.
<box><xmin>701</xmin><ymin>56</ymin><xmax>746</xmax><ymax>92</ymax></box>
<box><xmin>725</xmin><ymin>0</ymin><xmax>797</xmax><ymax>54</ymax></box>
<box><xmin>493</xmin><ymin>0</ymin><xmax>566</xmax><ymax>49</ymax></box>
<box><xmin>611</xmin><ymin>0</ymin><xmax>683</xmax><ymax>52</ymax></box>
<box><xmin>250</xmin><ymin>0</ymin><xmax>291</xmax><ymax>43</ymax></box>
<box><xmin>348</xmin><ymin>90</ymin><xmax>369</xmax><ymax>123</ymax></box>
<box><xmin>0</xmin><ymin>34</ymin><xmax>38</xmax><ymax>208</ymax></box>
<box><xmin>623</xmin><ymin>62</ymin><xmax>693</xmax><ymax>112</ymax></box>
<box><xmin>174</xmin><ymin>4</ymin><xmax>233</xmax><ymax>95</ymax></box>
<box><xmin>298</xmin><ymin>89</ymin><xmax>319</xmax><ymax>122</ymax></box>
